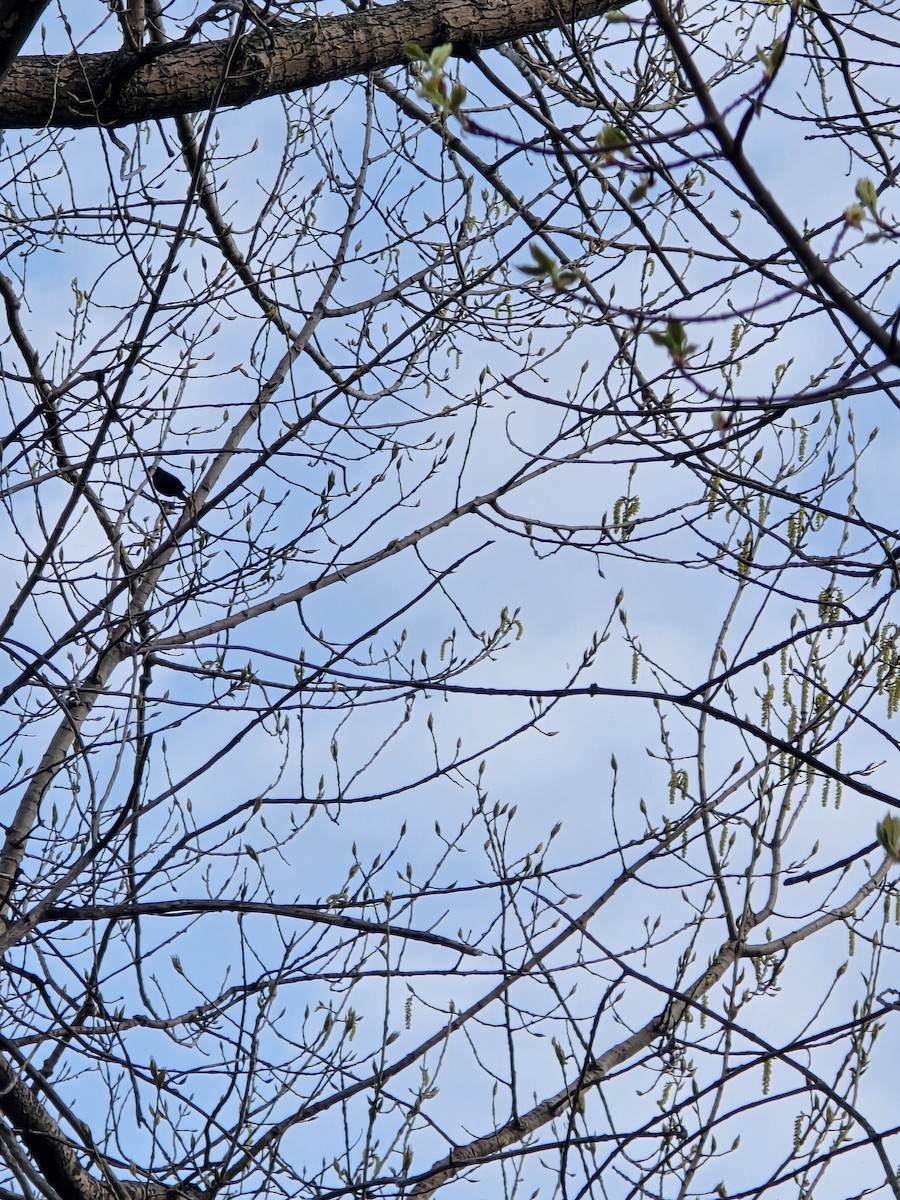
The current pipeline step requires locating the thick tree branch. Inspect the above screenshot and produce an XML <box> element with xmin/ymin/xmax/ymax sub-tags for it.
<box><xmin>410</xmin><ymin>857</ymin><xmax>896</xmax><ymax>1199</ymax></box>
<box><xmin>0</xmin><ymin>0</ymin><xmax>625</xmax><ymax>129</ymax></box>
<box><xmin>0</xmin><ymin>0</ymin><xmax>51</xmax><ymax>85</ymax></box>
<box><xmin>407</xmin><ymin>941</ymin><xmax>741</xmax><ymax>1199</ymax></box>
<box><xmin>0</xmin><ymin>1050</ymin><xmax>103</xmax><ymax>1200</ymax></box>
<box><xmin>0</xmin><ymin>1043</ymin><xmax>203</xmax><ymax>1200</ymax></box>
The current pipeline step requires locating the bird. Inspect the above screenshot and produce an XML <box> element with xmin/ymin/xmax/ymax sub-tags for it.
<box><xmin>151</xmin><ymin>465</ymin><xmax>189</xmax><ymax>500</ymax></box>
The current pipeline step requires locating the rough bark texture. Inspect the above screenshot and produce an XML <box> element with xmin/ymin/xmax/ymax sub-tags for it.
<box><xmin>0</xmin><ymin>0</ymin><xmax>623</xmax><ymax>129</ymax></box>
<box><xmin>0</xmin><ymin>1050</ymin><xmax>106</xmax><ymax>1200</ymax></box>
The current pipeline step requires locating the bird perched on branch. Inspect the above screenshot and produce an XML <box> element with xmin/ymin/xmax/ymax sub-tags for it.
<box><xmin>151</xmin><ymin>465</ymin><xmax>189</xmax><ymax>501</ymax></box>
<box><xmin>870</xmin><ymin>541</ymin><xmax>900</xmax><ymax>585</ymax></box>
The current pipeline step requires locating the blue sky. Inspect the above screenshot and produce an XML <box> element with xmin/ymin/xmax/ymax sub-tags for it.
<box><xmin>3</xmin><ymin>3</ymin><xmax>900</xmax><ymax>1199</ymax></box>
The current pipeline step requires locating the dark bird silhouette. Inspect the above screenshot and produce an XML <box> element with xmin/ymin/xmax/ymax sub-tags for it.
<box><xmin>151</xmin><ymin>465</ymin><xmax>189</xmax><ymax>500</ymax></box>
<box><xmin>870</xmin><ymin>543</ymin><xmax>900</xmax><ymax>581</ymax></box>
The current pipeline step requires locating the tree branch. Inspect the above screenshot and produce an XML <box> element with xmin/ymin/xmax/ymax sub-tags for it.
<box><xmin>41</xmin><ymin>899</ymin><xmax>481</xmax><ymax>956</ymax></box>
<box><xmin>0</xmin><ymin>0</ymin><xmax>626</xmax><ymax>129</ymax></box>
<box><xmin>0</xmin><ymin>0</ymin><xmax>51</xmax><ymax>85</ymax></box>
